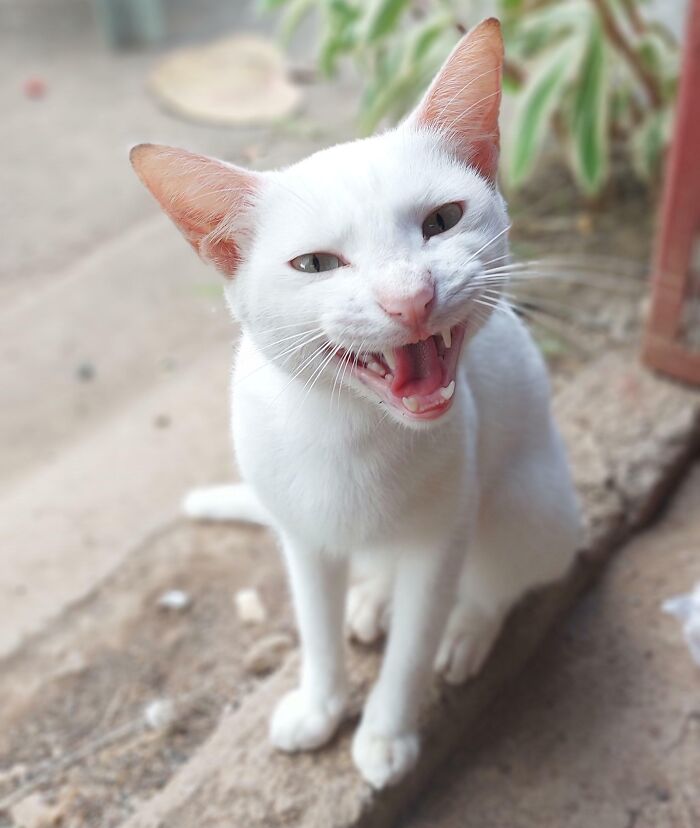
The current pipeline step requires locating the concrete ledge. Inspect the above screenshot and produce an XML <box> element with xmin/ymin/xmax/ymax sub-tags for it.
<box><xmin>122</xmin><ymin>351</ymin><xmax>700</xmax><ymax>828</ymax></box>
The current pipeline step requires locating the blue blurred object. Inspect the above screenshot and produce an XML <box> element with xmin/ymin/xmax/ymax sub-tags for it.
<box><xmin>93</xmin><ymin>0</ymin><xmax>165</xmax><ymax>48</ymax></box>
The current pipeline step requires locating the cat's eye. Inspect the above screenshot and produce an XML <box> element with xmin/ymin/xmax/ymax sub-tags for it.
<box><xmin>422</xmin><ymin>202</ymin><xmax>464</xmax><ymax>239</ymax></box>
<box><xmin>290</xmin><ymin>252</ymin><xmax>342</xmax><ymax>273</ymax></box>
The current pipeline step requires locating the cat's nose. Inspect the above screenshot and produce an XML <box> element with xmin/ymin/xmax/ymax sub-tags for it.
<box><xmin>377</xmin><ymin>283</ymin><xmax>435</xmax><ymax>330</ymax></box>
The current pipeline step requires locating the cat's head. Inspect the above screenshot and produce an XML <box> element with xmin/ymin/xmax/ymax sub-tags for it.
<box><xmin>131</xmin><ymin>18</ymin><xmax>507</xmax><ymax>427</ymax></box>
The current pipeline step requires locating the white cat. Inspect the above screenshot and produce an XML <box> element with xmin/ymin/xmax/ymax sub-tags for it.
<box><xmin>130</xmin><ymin>18</ymin><xmax>581</xmax><ymax>789</ymax></box>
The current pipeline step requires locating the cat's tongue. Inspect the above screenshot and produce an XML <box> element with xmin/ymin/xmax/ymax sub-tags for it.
<box><xmin>391</xmin><ymin>336</ymin><xmax>443</xmax><ymax>397</ymax></box>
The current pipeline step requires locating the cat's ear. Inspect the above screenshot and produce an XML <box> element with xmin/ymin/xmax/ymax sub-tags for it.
<box><xmin>130</xmin><ymin>144</ymin><xmax>259</xmax><ymax>277</ymax></box>
<box><xmin>407</xmin><ymin>18</ymin><xmax>503</xmax><ymax>181</ymax></box>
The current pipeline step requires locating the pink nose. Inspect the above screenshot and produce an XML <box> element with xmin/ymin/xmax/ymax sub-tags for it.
<box><xmin>377</xmin><ymin>283</ymin><xmax>435</xmax><ymax>329</ymax></box>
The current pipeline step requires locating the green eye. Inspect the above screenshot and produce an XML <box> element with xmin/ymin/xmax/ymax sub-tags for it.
<box><xmin>290</xmin><ymin>252</ymin><xmax>342</xmax><ymax>273</ymax></box>
<box><xmin>422</xmin><ymin>202</ymin><xmax>464</xmax><ymax>239</ymax></box>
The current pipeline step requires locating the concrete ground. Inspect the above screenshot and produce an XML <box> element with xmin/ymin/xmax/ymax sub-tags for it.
<box><xmin>0</xmin><ymin>0</ymin><xmax>353</xmax><ymax>655</ymax></box>
<box><xmin>405</xmin><ymin>464</ymin><xmax>700</xmax><ymax>828</ymax></box>
<box><xmin>2</xmin><ymin>1</ymin><xmax>699</xmax><ymax>826</ymax></box>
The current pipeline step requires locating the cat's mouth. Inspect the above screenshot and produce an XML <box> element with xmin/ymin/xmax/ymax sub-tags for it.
<box><xmin>336</xmin><ymin>324</ymin><xmax>465</xmax><ymax>421</ymax></box>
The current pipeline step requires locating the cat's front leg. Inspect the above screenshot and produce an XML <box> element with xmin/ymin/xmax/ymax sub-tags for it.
<box><xmin>270</xmin><ymin>535</ymin><xmax>349</xmax><ymax>752</ymax></box>
<box><xmin>352</xmin><ymin>539</ymin><xmax>465</xmax><ymax>788</ymax></box>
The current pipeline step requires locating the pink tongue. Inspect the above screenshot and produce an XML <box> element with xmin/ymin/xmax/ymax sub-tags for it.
<box><xmin>391</xmin><ymin>337</ymin><xmax>443</xmax><ymax>397</ymax></box>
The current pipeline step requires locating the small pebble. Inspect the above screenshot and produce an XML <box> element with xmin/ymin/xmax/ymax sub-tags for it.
<box><xmin>143</xmin><ymin>698</ymin><xmax>176</xmax><ymax>731</ymax></box>
<box><xmin>154</xmin><ymin>413</ymin><xmax>171</xmax><ymax>429</ymax></box>
<box><xmin>157</xmin><ymin>589</ymin><xmax>191</xmax><ymax>611</ymax></box>
<box><xmin>76</xmin><ymin>362</ymin><xmax>95</xmax><ymax>382</ymax></box>
<box><xmin>235</xmin><ymin>588</ymin><xmax>267</xmax><ymax>624</ymax></box>
<box><xmin>244</xmin><ymin>633</ymin><xmax>295</xmax><ymax>676</ymax></box>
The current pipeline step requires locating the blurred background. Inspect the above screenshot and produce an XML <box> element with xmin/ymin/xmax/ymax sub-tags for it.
<box><xmin>1</xmin><ymin>1</ymin><xmax>699</xmax><ymax>826</ymax></box>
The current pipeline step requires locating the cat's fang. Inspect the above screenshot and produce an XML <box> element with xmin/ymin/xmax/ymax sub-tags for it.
<box><xmin>440</xmin><ymin>381</ymin><xmax>456</xmax><ymax>400</ymax></box>
<box><xmin>441</xmin><ymin>328</ymin><xmax>452</xmax><ymax>349</ymax></box>
<box><xmin>402</xmin><ymin>396</ymin><xmax>419</xmax><ymax>413</ymax></box>
<box><xmin>384</xmin><ymin>350</ymin><xmax>396</xmax><ymax>372</ymax></box>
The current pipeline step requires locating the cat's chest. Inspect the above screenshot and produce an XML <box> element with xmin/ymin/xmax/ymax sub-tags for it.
<box><xmin>231</xmin><ymin>342</ymin><xmax>470</xmax><ymax>549</ymax></box>
<box><xmin>234</xmin><ymin>398</ymin><xmax>403</xmax><ymax>547</ymax></box>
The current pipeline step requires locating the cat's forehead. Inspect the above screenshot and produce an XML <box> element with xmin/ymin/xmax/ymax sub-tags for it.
<box><xmin>268</xmin><ymin>128</ymin><xmax>484</xmax><ymax>216</ymax></box>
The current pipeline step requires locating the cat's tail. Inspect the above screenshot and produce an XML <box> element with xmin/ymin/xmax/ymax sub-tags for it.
<box><xmin>182</xmin><ymin>483</ymin><xmax>271</xmax><ymax>525</ymax></box>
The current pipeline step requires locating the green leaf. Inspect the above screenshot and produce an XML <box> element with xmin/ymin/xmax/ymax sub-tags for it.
<box><xmin>365</xmin><ymin>0</ymin><xmax>411</xmax><ymax>43</ymax></box>
<box><xmin>325</xmin><ymin>0</ymin><xmax>361</xmax><ymax>26</ymax></box>
<box><xmin>359</xmin><ymin>40</ymin><xmax>408</xmax><ymax>131</ymax></box>
<box><xmin>631</xmin><ymin>108</ymin><xmax>672</xmax><ymax>180</ymax></box>
<box><xmin>409</xmin><ymin>14</ymin><xmax>452</xmax><ymax>64</ymax></box>
<box><xmin>319</xmin><ymin>28</ymin><xmax>356</xmax><ymax>75</ymax></box>
<box><xmin>279</xmin><ymin>0</ymin><xmax>315</xmax><ymax>44</ymax></box>
<box><xmin>506</xmin><ymin>40</ymin><xmax>578</xmax><ymax>188</ymax></box>
<box><xmin>517</xmin><ymin>0</ymin><xmax>591</xmax><ymax>36</ymax></box>
<box><xmin>569</xmin><ymin>21</ymin><xmax>608</xmax><ymax>194</ymax></box>
<box><xmin>510</xmin><ymin>0</ymin><xmax>590</xmax><ymax>58</ymax></box>
<box><xmin>636</xmin><ymin>29</ymin><xmax>680</xmax><ymax>95</ymax></box>
<box><xmin>258</xmin><ymin>0</ymin><xmax>291</xmax><ymax>10</ymax></box>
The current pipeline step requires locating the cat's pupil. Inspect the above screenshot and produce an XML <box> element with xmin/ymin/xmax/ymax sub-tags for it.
<box><xmin>290</xmin><ymin>251</ymin><xmax>342</xmax><ymax>273</ymax></box>
<box><xmin>422</xmin><ymin>202</ymin><xmax>463</xmax><ymax>239</ymax></box>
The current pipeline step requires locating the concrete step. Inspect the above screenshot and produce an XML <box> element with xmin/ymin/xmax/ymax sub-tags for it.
<box><xmin>0</xmin><ymin>340</ymin><xmax>234</xmax><ymax>660</ymax></box>
<box><xmin>118</xmin><ymin>351</ymin><xmax>700</xmax><ymax>828</ymax></box>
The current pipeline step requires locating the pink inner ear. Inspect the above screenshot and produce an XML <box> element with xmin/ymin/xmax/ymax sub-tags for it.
<box><xmin>413</xmin><ymin>18</ymin><xmax>503</xmax><ymax>180</ymax></box>
<box><xmin>130</xmin><ymin>144</ymin><xmax>258</xmax><ymax>278</ymax></box>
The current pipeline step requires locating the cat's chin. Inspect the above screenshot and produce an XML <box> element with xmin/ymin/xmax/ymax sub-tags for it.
<box><xmin>336</xmin><ymin>324</ymin><xmax>466</xmax><ymax>423</ymax></box>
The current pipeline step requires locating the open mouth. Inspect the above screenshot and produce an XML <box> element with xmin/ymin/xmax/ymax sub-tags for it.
<box><xmin>336</xmin><ymin>325</ymin><xmax>466</xmax><ymax>421</ymax></box>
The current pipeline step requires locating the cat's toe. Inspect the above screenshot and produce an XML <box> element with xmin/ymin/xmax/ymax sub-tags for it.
<box><xmin>269</xmin><ymin>688</ymin><xmax>347</xmax><ymax>752</ymax></box>
<box><xmin>435</xmin><ymin>603</ymin><xmax>503</xmax><ymax>685</ymax></box>
<box><xmin>352</xmin><ymin>725</ymin><xmax>420</xmax><ymax>789</ymax></box>
<box><xmin>346</xmin><ymin>581</ymin><xmax>390</xmax><ymax>644</ymax></box>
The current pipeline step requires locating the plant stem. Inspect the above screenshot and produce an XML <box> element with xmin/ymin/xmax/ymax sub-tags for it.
<box><xmin>589</xmin><ymin>0</ymin><xmax>663</xmax><ymax>108</ymax></box>
<box><xmin>618</xmin><ymin>0</ymin><xmax>645</xmax><ymax>35</ymax></box>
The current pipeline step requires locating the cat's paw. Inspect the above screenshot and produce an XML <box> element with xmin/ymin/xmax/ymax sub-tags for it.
<box><xmin>346</xmin><ymin>580</ymin><xmax>390</xmax><ymax>644</ymax></box>
<box><xmin>434</xmin><ymin>602</ymin><xmax>503</xmax><ymax>685</ymax></box>
<box><xmin>352</xmin><ymin>724</ymin><xmax>420</xmax><ymax>789</ymax></box>
<box><xmin>269</xmin><ymin>688</ymin><xmax>347</xmax><ymax>752</ymax></box>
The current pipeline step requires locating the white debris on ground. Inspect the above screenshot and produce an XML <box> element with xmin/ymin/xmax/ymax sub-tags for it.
<box><xmin>662</xmin><ymin>581</ymin><xmax>700</xmax><ymax>666</ymax></box>
<box><xmin>157</xmin><ymin>589</ymin><xmax>191</xmax><ymax>611</ymax></box>
<box><xmin>143</xmin><ymin>698</ymin><xmax>177</xmax><ymax>731</ymax></box>
<box><xmin>234</xmin><ymin>588</ymin><xmax>267</xmax><ymax>624</ymax></box>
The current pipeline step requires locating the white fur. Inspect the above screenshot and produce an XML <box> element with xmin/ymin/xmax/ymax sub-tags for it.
<box><xmin>183</xmin><ymin>483</ymin><xmax>270</xmax><ymax>524</ymax></box>
<box><xmin>178</xmin><ymin>124</ymin><xmax>581</xmax><ymax>788</ymax></box>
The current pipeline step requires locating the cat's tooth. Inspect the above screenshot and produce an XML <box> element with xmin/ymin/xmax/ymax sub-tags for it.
<box><xmin>440</xmin><ymin>381</ymin><xmax>456</xmax><ymax>400</ymax></box>
<box><xmin>402</xmin><ymin>396</ymin><xmax>419</xmax><ymax>413</ymax></box>
<box><xmin>368</xmin><ymin>360</ymin><xmax>383</xmax><ymax>375</ymax></box>
<box><xmin>384</xmin><ymin>350</ymin><xmax>396</xmax><ymax>372</ymax></box>
<box><xmin>442</xmin><ymin>328</ymin><xmax>452</xmax><ymax>349</ymax></box>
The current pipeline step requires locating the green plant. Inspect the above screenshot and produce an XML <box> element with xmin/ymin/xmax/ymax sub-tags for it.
<box><xmin>261</xmin><ymin>0</ymin><xmax>679</xmax><ymax>196</ymax></box>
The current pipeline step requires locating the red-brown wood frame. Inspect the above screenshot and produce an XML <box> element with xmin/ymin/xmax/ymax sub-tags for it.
<box><xmin>643</xmin><ymin>0</ymin><xmax>700</xmax><ymax>385</ymax></box>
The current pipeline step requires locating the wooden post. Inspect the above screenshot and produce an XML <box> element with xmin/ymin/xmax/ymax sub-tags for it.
<box><xmin>643</xmin><ymin>0</ymin><xmax>700</xmax><ymax>385</ymax></box>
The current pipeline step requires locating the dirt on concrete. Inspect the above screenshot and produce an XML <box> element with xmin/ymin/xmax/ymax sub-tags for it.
<box><xmin>0</xmin><ymin>521</ymin><xmax>290</xmax><ymax>827</ymax></box>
